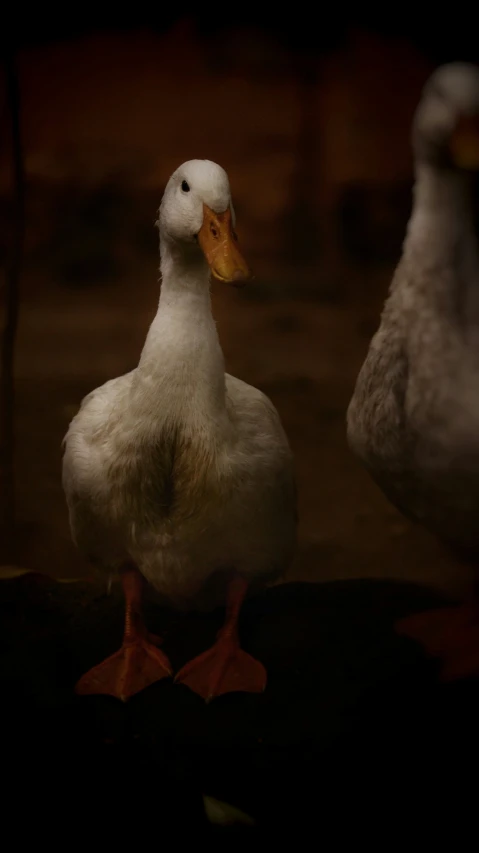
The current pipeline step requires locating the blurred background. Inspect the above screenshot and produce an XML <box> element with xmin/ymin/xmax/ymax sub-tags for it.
<box><xmin>1</xmin><ymin>9</ymin><xmax>478</xmax><ymax>594</ymax></box>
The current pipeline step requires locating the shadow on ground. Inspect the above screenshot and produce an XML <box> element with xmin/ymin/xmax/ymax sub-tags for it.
<box><xmin>1</xmin><ymin>573</ymin><xmax>478</xmax><ymax>841</ymax></box>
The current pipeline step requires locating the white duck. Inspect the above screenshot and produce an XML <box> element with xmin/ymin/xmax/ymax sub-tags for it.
<box><xmin>63</xmin><ymin>160</ymin><xmax>297</xmax><ymax>701</ymax></box>
<box><xmin>347</xmin><ymin>64</ymin><xmax>479</xmax><ymax>681</ymax></box>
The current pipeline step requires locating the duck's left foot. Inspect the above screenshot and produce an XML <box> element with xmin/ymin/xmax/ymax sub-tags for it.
<box><xmin>75</xmin><ymin>637</ymin><xmax>172</xmax><ymax>701</ymax></box>
<box><xmin>75</xmin><ymin>563</ymin><xmax>172</xmax><ymax>701</ymax></box>
<box><xmin>396</xmin><ymin>603</ymin><xmax>479</xmax><ymax>682</ymax></box>
<box><xmin>175</xmin><ymin>635</ymin><xmax>266</xmax><ymax>701</ymax></box>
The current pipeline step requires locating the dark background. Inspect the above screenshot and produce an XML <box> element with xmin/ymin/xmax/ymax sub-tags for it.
<box><xmin>1</xmin><ymin>10</ymin><xmax>478</xmax><ymax>594</ymax></box>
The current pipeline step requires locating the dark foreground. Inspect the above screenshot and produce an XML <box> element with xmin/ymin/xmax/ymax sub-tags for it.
<box><xmin>1</xmin><ymin>573</ymin><xmax>478</xmax><ymax>843</ymax></box>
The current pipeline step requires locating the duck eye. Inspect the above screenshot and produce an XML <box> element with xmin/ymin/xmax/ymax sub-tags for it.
<box><xmin>181</xmin><ymin>180</ymin><xmax>190</xmax><ymax>193</ymax></box>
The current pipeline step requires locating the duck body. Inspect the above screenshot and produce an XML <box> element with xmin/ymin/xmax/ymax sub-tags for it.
<box><xmin>347</xmin><ymin>167</ymin><xmax>479</xmax><ymax>555</ymax></box>
<box><xmin>63</xmin><ymin>159</ymin><xmax>296</xmax><ymax>700</ymax></box>
<box><xmin>63</xmin><ymin>321</ymin><xmax>296</xmax><ymax>609</ymax></box>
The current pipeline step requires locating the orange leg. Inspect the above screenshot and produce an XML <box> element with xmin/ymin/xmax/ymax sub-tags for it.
<box><xmin>175</xmin><ymin>575</ymin><xmax>266</xmax><ymax>702</ymax></box>
<box><xmin>75</xmin><ymin>564</ymin><xmax>172</xmax><ymax>701</ymax></box>
<box><xmin>396</xmin><ymin>597</ymin><xmax>479</xmax><ymax>682</ymax></box>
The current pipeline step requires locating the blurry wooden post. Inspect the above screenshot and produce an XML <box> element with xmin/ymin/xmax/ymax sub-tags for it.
<box><xmin>286</xmin><ymin>48</ymin><xmax>319</xmax><ymax>276</ymax></box>
<box><xmin>286</xmin><ymin>26</ymin><xmax>343</xmax><ymax>299</ymax></box>
<box><xmin>0</xmin><ymin>45</ymin><xmax>24</xmax><ymax>564</ymax></box>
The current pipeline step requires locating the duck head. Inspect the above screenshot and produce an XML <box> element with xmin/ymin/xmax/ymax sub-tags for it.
<box><xmin>158</xmin><ymin>159</ymin><xmax>252</xmax><ymax>287</ymax></box>
<box><xmin>413</xmin><ymin>62</ymin><xmax>479</xmax><ymax>171</ymax></box>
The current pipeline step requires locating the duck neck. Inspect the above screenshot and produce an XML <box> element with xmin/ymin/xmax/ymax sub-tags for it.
<box><xmin>404</xmin><ymin>162</ymin><xmax>477</xmax><ymax>268</ymax></box>
<box><xmin>135</xmin><ymin>236</ymin><xmax>226</xmax><ymax>422</ymax></box>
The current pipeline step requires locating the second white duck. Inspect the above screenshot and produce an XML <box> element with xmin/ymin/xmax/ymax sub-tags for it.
<box><xmin>347</xmin><ymin>64</ymin><xmax>479</xmax><ymax>681</ymax></box>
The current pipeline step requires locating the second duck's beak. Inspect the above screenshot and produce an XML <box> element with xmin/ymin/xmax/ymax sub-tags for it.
<box><xmin>197</xmin><ymin>204</ymin><xmax>252</xmax><ymax>287</ymax></box>
<box><xmin>450</xmin><ymin>115</ymin><xmax>479</xmax><ymax>170</ymax></box>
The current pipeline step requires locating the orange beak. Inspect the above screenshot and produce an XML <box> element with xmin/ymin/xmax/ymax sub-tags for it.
<box><xmin>197</xmin><ymin>204</ymin><xmax>252</xmax><ymax>287</ymax></box>
<box><xmin>450</xmin><ymin>115</ymin><xmax>479</xmax><ymax>170</ymax></box>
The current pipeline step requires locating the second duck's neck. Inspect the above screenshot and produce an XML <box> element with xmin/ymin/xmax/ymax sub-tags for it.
<box><xmin>404</xmin><ymin>162</ymin><xmax>477</xmax><ymax>264</ymax></box>
<box><xmin>136</xmin><ymin>237</ymin><xmax>226</xmax><ymax>418</ymax></box>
